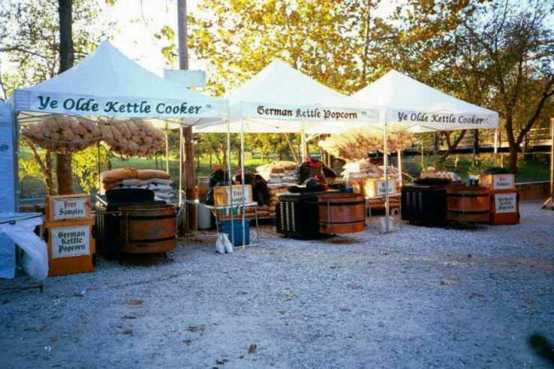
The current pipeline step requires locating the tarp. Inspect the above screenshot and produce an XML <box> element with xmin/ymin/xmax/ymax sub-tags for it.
<box><xmin>353</xmin><ymin>70</ymin><xmax>498</xmax><ymax>132</ymax></box>
<box><xmin>195</xmin><ymin>59</ymin><xmax>379</xmax><ymax>134</ymax></box>
<box><xmin>13</xmin><ymin>41</ymin><xmax>226</xmax><ymax>121</ymax></box>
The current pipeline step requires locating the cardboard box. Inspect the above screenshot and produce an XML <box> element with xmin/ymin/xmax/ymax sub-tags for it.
<box><xmin>213</xmin><ymin>185</ymin><xmax>253</xmax><ymax>206</ymax></box>
<box><xmin>46</xmin><ymin>219</ymin><xmax>95</xmax><ymax>276</ymax></box>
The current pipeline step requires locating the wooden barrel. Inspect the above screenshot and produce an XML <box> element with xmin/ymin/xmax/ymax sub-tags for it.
<box><xmin>447</xmin><ymin>186</ymin><xmax>490</xmax><ymax>223</ymax></box>
<box><xmin>316</xmin><ymin>193</ymin><xmax>366</xmax><ymax>234</ymax></box>
<box><xmin>119</xmin><ymin>204</ymin><xmax>177</xmax><ymax>254</ymax></box>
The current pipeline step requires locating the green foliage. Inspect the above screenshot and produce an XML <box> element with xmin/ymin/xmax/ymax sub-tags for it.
<box><xmin>72</xmin><ymin>145</ymin><xmax>109</xmax><ymax>193</ymax></box>
<box><xmin>0</xmin><ymin>0</ymin><xmax>115</xmax><ymax>96</ymax></box>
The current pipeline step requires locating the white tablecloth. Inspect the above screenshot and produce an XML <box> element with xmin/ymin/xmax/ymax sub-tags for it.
<box><xmin>0</xmin><ymin>213</ymin><xmax>48</xmax><ymax>280</ymax></box>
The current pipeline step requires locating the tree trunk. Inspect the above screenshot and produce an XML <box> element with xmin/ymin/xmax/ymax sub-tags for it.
<box><xmin>56</xmin><ymin>0</ymin><xmax>74</xmax><ymax>194</ymax></box>
<box><xmin>505</xmin><ymin>116</ymin><xmax>519</xmax><ymax>173</ymax></box>
<box><xmin>508</xmin><ymin>143</ymin><xmax>519</xmax><ymax>173</ymax></box>
<box><xmin>56</xmin><ymin>154</ymin><xmax>73</xmax><ymax>194</ymax></box>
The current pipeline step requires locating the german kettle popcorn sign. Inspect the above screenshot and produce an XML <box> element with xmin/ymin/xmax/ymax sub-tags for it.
<box><xmin>51</xmin><ymin>225</ymin><xmax>90</xmax><ymax>259</ymax></box>
<box><xmin>495</xmin><ymin>193</ymin><xmax>517</xmax><ymax>214</ymax></box>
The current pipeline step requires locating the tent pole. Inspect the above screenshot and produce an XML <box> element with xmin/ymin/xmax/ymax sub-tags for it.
<box><xmin>165</xmin><ymin>123</ymin><xmax>170</xmax><ymax>174</ymax></box>
<box><xmin>383</xmin><ymin>114</ymin><xmax>390</xmax><ymax>233</ymax></box>
<box><xmin>551</xmin><ymin>118</ymin><xmax>554</xmax><ymax>207</ymax></box>
<box><xmin>240</xmin><ymin>118</ymin><xmax>246</xmax><ymax>247</ymax></box>
<box><xmin>397</xmin><ymin>149</ymin><xmax>403</xmax><ymax>186</ymax></box>
<box><xmin>493</xmin><ymin>128</ymin><xmax>499</xmax><ymax>166</ymax></box>
<box><xmin>546</xmin><ymin>118</ymin><xmax>554</xmax><ymax>209</ymax></box>
<box><xmin>420</xmin><ymin>141</ymin><xmax>424</xmax><ymax>170</ymax></box>
<box><xmin>301</xmin><ymin>127</ymin><xmax>307</xmax><ymax>162</ymax></box>
<box><xmin>226</xmin><ymin>117</ymin><xmax>234</xmax><ymax>244</ymax></box>
<box><xmin>178</xmin><ymin>126</ymin><xmax>183</xmax><ymax>208</ymax></box>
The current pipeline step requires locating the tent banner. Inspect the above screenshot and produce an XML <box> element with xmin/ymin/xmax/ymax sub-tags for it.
<box><xmin>240</xmin><ymin>102</ymin><xmax>379</xmax><ymax>122</ymax></box>
<box><xmin>387</xmin><ymin>109</ymin><xmax>498</xmax><ymax>129</ymax></box>
<box><xmin>14</xmin><ymin>90</ymin><xmax>227</xmax><ymax>119</ymax></box>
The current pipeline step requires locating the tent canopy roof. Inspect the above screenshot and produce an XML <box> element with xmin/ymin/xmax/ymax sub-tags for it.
<box><xmin>353</xmin><ymin>70</ymin><xmax>498</xmax><ymax>132</ymax></box>
<box><xmin>14</xmin><ymin>41</ymin><xmax>225</xmax><ymax>121</ymax></box>
<box><xmin>195</xmin><ymin>59</ymin><xmax>378</xmax><ymax>134</ymax></box>
<box><xmin>227</xmin><ymin>59</ymin><xmax>359</xmax><ymax>108</ymax></box>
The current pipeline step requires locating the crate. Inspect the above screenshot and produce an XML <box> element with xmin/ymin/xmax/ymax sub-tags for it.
<box><xmin>490</xmin><ymin>190</ymin><xmax>519</xmax><ymax>225</ymax></box>
<box><xmin>45</xmin><ymin>194</ymin><xmax>92</xmax><ymax>222</ymax></box>
<box><xmin>480</xmin><ymin>174</ymin><xmax>515</xmax><ymax>191</ymax></box>
<box><xmin>219</xmin><ymin>219</ymin><xmax>250</xmax><ymax>246</ymax></box>
<box><xmin>45</xmin><ymin>218</ymin><xmax>95</xmax><ymax>276</ymax></box>
<box><xmin>213</xmin><ymin>185</ymin><xmax>253</xmax><ymax>207</ymax></box>
<box><xmin>401</xmin><ymin>185</ymin><xmax>448</xmax><ymax>226</ymax></box>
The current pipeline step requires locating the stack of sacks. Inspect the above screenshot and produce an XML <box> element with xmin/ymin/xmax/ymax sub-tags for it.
<box><xmin>22</xmin><ymin>116</ymin><xmax>101</xmax><ymax>153</ymax></box>
<box><xmin>420</xmin><ymin>167</ymin><xmax>461</xmax><ymax>182</ymax></box>
<box><xmin>342</xmin><ymin>159</ymin><xmax>398</xmax><ymax>182</ymax></box>
<box><xmin>256</xmin><ymin>161</ymin><xmax>297</xmax><ymax>187</ymax></box>
<box><xmin>100</xmin><ymin>168</ymin><xmax>175</xmax><ymax>203</ymax></box>
<box><xmin>99</xmin><ymin>119</ymin><xmax>165</xmax><ymax>157</ymax></box>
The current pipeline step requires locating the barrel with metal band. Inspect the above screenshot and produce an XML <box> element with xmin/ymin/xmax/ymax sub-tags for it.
<box><xmin>446</xmin><ymin>185</ymin><xmax>490</xmax><ymax>223</ymax></box>
<box><xmin>119</xmin><ymin>204</ymin><xmax>177</xmax><ymax>254</ymax></box>
<box><xmin>315</xmin><ymin>192</ymin><xmax>366</xmax><ymax>234</ymax></box>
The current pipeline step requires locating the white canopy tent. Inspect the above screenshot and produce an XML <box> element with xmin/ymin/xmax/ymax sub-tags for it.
<box><xmin>353</xmin><ymin>70</ymin><xmax>500</xmax><ymax>232</ymax></box>
<box><xmin>195</xmin><ymin>59</ymin><xmax>379</xmax><ymax>135</ymax></box>
<box><xmin>194</xmin><ymin>59</ymin><xmax>380</xmax><ymax>242</ymax></box>
<box><xmin>11</xmin><ymin>41</ymin><xmax>229</xmax><ymax>209</ymax></box>
<box><xmin>353</xmin><ymin>70</ymin><xmax>499</xmax><ymax>133</ymax></box>
<box><xmin>13</xmin><ymin>41</ymin><xmax>227</xmax><ymax>122</ymax></box>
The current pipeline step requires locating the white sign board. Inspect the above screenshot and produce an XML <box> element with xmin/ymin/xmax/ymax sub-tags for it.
<box><xmin>495</xmin><ymin>193</ymin><xmax>517</xmax><ymax>214</ymax></box>
<box><xmin>240</xmin><ymin>102</ymin><xmax>379</xmax><ymax>122</ymax></box>
<box><xmin>492</xmin><ymin>174</ymin><xmax>515</xmax><ymax>190</ymax></box>
<box><xmin>14</xmin><ymin>90</ymin><xmax>225</xmax><ymax>119</ymax></box>
<box><xmin>52</xmin><ymin>197</ymin><xmax>88</xmax><ymax>221</ymax></box>
<box><xmin>377</xmin><ymin>180</ymin><xmax>397</xmax><ymax>196</ymax></box>
<box><xmin>387</xmin><ymin>109</ymin><xmax>498</xmax><ymax>130</ymax></box>
<box><xmin>51</xmin><ymin>225</ymin><xmax>90</xmax><ymax>259</ymax></box>
<box><xmin>164</xmin><ymin>69</ymin><xmax>207</xmax><ymax>88</ymax></box>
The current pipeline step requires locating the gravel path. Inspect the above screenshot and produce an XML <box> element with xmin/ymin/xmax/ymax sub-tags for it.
<box><xmin>1</xmin><ymin>201</ymin><xmax>553</xmax><ymax>369</ymax></box>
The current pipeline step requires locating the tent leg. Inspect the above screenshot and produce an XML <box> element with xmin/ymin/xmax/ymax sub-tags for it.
<box><xmin>240</xmin><ymin>119</ymin><xmax>246</xmax><ymax>248</ymax></box>
<box><xmin>179</xmin><ymin>126</ymin><xmax>183</xmax><ymax>208</ymax></box>
<box><xmin>397</xmin><ymin>149</ymin><xmax>403</xmax><ymax>186</ymax></box>
<box><xmin>226</xmin><ymin>119</ymin><xmax>235</xmax><ymax>244</ymax></box>
<box><xmin>420</xmin><ymin>142</ymin><xmax>424</xmax><ymax>171</ymax></box>
<box><xmin>543</xmin><ymin>118</ymin><xmax>554</xmax><ymax>210</ymax></box>
<box><xmin>165</xmin><ymin>126</ymin><xmax>170</xmax><ymax>174</ymax></box>
<box><xmin>300</xmin><ymin>129</ymin><xmax>307</xmax><ymax>161</ymax></box>
<box><xmin>383</xmin><ymin>120</ymin><xmax>390</xmax><ymax>233</ymax></box>
<box><xmin>493</xmin><ymin>128</ymin><xmax>499</xmax><ymax>166</ymax></box>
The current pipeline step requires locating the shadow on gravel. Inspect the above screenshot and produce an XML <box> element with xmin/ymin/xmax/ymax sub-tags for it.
<box><xmin>529</xmin><ymin>334</ymin><xmax>554</xmax><ymax>367</ymax></box>
<box><xmin>118</xmin><ymin>253</ymin><xmax>173</xmax><ymax>267</ymax></box>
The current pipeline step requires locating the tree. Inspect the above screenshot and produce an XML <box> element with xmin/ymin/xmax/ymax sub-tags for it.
<box><xmin>1</xmin><ymin>0</ymin><xmax>115</xmax><ymax>194</ymax></box>
<box><xmin>184</xmin><ymin>0</ymin><xmax>373</xmax><ymax>95</ymax></box>
<box><xmin>457</xmin><ymin>0</ymin><xmax>554</xmax><ymax>172</ymax></box>
<box><xmin>56</xmin><ymin>0</ymin><xmax>75</xmax><ymax>194</ymax></box>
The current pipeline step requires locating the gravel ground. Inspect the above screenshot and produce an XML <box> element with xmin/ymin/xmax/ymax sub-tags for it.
<box><xmin>1</xmin><ymin>201</ymin><xmax>553</xmax><ymax>369</ymax></box>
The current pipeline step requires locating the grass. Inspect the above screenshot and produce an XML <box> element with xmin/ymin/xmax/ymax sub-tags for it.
<box><xmin>17</xmin><ymin>149</ymin><xmax>551</xmax><ymax>199</ymax></box>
